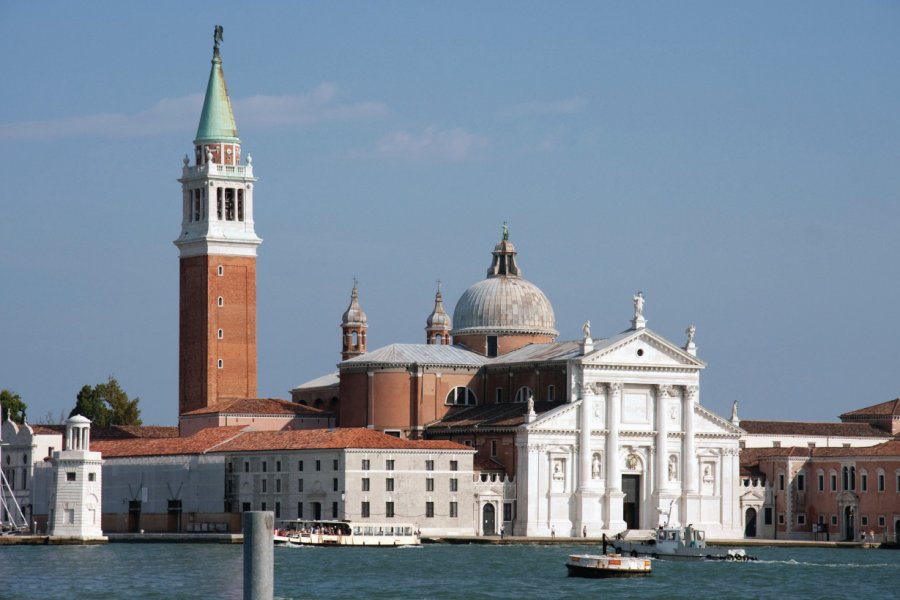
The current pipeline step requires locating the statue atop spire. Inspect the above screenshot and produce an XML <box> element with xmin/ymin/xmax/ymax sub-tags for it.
<box><xmin>213</xmin><ymin>25</ymin><xmax>224</xmax><ymax>58</ymax></box>
<box><xmin>502</xmin><ymin>221</ymin><xmax>509</xmax><ymax>241</ymax></box>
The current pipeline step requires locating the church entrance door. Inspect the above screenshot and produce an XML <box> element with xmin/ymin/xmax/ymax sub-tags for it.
<box><xmin>744</xmin><ymin>508</ymin><xmax>757</xmax><ymax>537</ymax></box>
<box><xmin>622</xmin><ymin>475</ymin><xmax>640</xmax><ymax>529</ymax></box>
<box><xmin>482</xmin><ymin>504</ymin><xmax>496</xmax><ymax>535</ymax></box>
<box><xmin>844</xmin><ymin>506</ymin><xmax>854</xmax><ymax>541</ymax></box>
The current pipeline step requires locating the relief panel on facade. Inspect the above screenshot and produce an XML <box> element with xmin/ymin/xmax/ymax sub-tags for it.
<box><xmin>622</xmin><ymin>392</ymin><xmax>650</xmax><ymax>424</ymax></box>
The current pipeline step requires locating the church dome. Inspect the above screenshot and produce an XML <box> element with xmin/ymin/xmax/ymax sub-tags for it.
<box><xmin>451</xmin><ymin>228</ymin><xmax>557</xmax><ymax>338</ymax></box>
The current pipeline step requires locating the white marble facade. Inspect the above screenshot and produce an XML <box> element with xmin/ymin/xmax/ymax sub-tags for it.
<box><xmin>514</xmin><ymin>327</ymin><xmax>745</xmax><ymax>539</ymax></box>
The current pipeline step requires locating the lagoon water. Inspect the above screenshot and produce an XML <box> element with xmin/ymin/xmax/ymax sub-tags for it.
<box><xmin>1</xmin><ymin>543</ymin><xmax>896</xmax><ymax>599</ymax></box>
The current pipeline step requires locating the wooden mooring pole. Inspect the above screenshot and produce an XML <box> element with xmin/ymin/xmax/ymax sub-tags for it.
<box><xmin>243</xmin><ymin>511</ymin><xmax>274</xmax><ymax>600</ymax></box>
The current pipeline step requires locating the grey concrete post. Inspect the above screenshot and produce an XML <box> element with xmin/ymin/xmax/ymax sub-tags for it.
<box><xmin>243</xmin><ymin>511</ymin><xmax>274</xmax><ymax>600</ymax></box>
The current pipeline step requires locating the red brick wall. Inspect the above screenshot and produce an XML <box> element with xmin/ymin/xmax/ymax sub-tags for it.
<box><xmin>453</xmin><ymin>333</ymin><xmax>555</xmax><ymax>356</ymax></box>
<box><xmin>179</xmin><ymin>255</ymin><xmax>257</xmax><ymax>415</ymax></box>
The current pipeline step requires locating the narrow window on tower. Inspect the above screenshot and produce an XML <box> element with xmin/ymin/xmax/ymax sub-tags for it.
<box><xmin>237</xmin><ymin>189</ymin><xmax>244</xmax><ymax>222</ymax></box>
<box><xmin>217</xmin><ymin>329</ymin><xmax>223</xmax><ymax>340</ymax></box>
<box><xmin>225</xmin><ymin>188</ymin><xmax>235</xmax><ymax>221</ymax></box>
<box><xmin>217</xmin><ymin>265</ymin><xmax>224</xmax><ymax>276</ymax></box>
<box><xmin>202</xmin><ymin>188</ymin><xmax>207</xmax><ymax>219</ymax></box>
<box><xmin>193</xmin><ymin>190</ymin><xmax>201</xmax><ymax>222</ymax></box>
<box><xmin>218</xmin><ymin>296</ymin><xmax>224</xmax><ymax>307</ymax></box>
<box><xmin>217</xmin><ymin>359</ymin><xmax>223</xmax><ymax>369</ymax></box>
<box><xmin>217</xmin><ymin>188</ymin><xmax>223</xmax><ymax>220</ymax></box>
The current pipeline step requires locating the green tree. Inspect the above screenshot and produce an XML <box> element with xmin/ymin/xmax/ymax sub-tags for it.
<box><xmin>70</xmin><ymin>377</ymin><xmax>142</xmax><ymax>427</ymax></box>
<box><xmin>1</xmin><ymin>389</ymin><xmax>28</xmax><ymax>424</ymax></box>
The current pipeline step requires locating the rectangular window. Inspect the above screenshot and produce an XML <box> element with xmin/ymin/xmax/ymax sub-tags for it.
<box><xmin>778</xmin><ymin>513</ymin><xmax>784</xmax><ymax>525</ymax></box>
<box><xmin>261</xmin><ymin>502</ymin><xmax>267</xmax><ymax>511</ymax></box>
<box><xmin>450</xmin><ymin>460</ymin><xmax>458</xmax><ymax>472</ymax></box>
<box><xmin>495</xmin><ymin>388</ymin><xmax>503</xmax><ymax>403</ymax></box>
<box><xmin>298</xmin><ymin>479</ymin><xmax>304</xmax><ymax>492</ymax></box>
<box><xmin>333</xmin><ymin>478</ymin><xmax>339</xmax><ymax>492</ymax></box>
<box><xmin>361</xmin><ymin>502</ymin><xmax>370</xmax><ymax>518</ymax></box>
<box><xmin>66</xmin><ymin>472</ymin><xmax>76</xmax><ymax>482</ymax></box>
<box><xmin>333</xmin><ymin>459</ymin><xmax>339</xmax><ymax>470</ymax></box>
<box><xmin>426</xmin><ymin>478</ymin><xmax>434</xmax><ymax>492</ymax></box>
<box><xmin>879</xmin><ymin>515</ymin><xmax>885</xmax><ymax>527</ymax></box>
<box><xmin>797</xmin><ymin>514</ymin><xmax>806</xmax><ymax>525</ymax></box>
<box><xmin>426</xmin><ymin>460</ymin><xmax>434</xmax><ymax>471</ymax></box>
<box><xmin>778</xmin><ymin>474</ymin><xmax>784</xmax><ymax>490</ymax></box>
<box><xmin>217</xmin><ymin>329</ymin><xmax>224</xmax><ymax>340</ymax></box>
<box><xmin>831</xmin><ymin>514</ymin><xmax>838</xmax><ymax>525</ymax></box>
<box><xmin>88</xmin><ymin>472</ymin><xmax>96</xmax><ymax>482</ymax></box>
<box><xmin>316</xmin><ymin>460</ymin><xmax>321</xmax><ymax>472</ymax></box>
<box><xmin>66</xmin><ymin>509</ymin><xmax>75</xmax><ymax>524</ymax></box>
<box><xmin>298</xmin><ymin>503</ymin><xmax>303</xmax><ymax>519</ymax></box>
<box><xmin>276</xmin><ymin>460</ymin><xmax>281</xmax><ymax>472</ymax></box>
<box><xmin>362</xmin><ymin>478</ymin><xmax>370</xmax><ymax>492</ymax></box>
<box><xmin>818</xmin><ymin>474</ymin><xmax>824</xmax><ymax>492</ymax></box>
<box><xmin>831</xmin><ymin>474</ymin><xmax>837</xmax><ymax>491</ymax></box>
<box><xmin>878</xmin><ymin>474</ymin><xmax>885</xmax><ymax>492</ymax></box>
<box><xmin>261</xmin><ymin>479</ymin><xmax>267</xmax><ymax>493</ymax></box>
<box><xmin>362</xmin><ymin>459</ymin><xmax>370</xmax><ymax>471</ymax></box>
<box><xmin>332</xmin><ymin>502</ymin><xmax>338</xmax><ymax>519</ymax></box>
<box><xmin>490</xmin><ymin>440</ymin><xmax>498</xmax><ymax>458</ymax></box>
<box><xmin>797</xmin><ymin>474</ymin><xmax>805</xmax><ymax>491</ymax></box>
<box><xmin>450</xmin><ymin>502</ymin><xmax>458</xmax><ymax>518</ymax></box>
<box><xmin>276</xmin><ymin>479</ymin><xmax>282</xmax><ymax>493</ymax></box>
<box><xmin>861</xmin><ymin>473</ymin><xmax>868</xmax><ymax>492</ymax></box>
<box><xmin>386</xmin><ymin>502</ymin><xmax>394</xmax><ymax>518</ymax></box>
<box><xmin>386</xmin><ymin>478</ymin><xmax>395</xmax><ymax>492</ymax></box>
<box><xmin>547</xmin><ymin>385</ymin><xmax>555</xmax><ymax>402</ymax></box>
<box><xmin>243</xmin><ymin>502</ymin><xmax>251</xmax><ymax>513</ymax></box>
<box><xmin>426</xmin><ymin>502</ymin><xmax>434</xmax><ymax>518</ymax></box>
<box><xmin>262</xmin><ymin>461</ymin><xmax>267</xmax><ymax>473</ymax></box>
<box><xmin>764</xmin><ymin>507</ymin><xmax>773</xmax><ymax>525</ymax></box>
<box><xmin>503</xmin><ymin>502</ymin><xmax>513</xmax><ymax>522</ymax></box>
<box><xmin>275</xmin><ymin>503</ymin><xmax>281</xmax><ymax>519</ymax></box>
<box><xmin>298</xmin><ymin>460</ymin><xmax>304</xmax><ymax>471</ymax></box>
<box><xmin>386</xmin><ymin>460</ymin><xmax>395</xmax><ymax>471</ymax></box>
<box><xmin>487</xmin><ymin>335</ymin><xmax>498</xmax><ymax>357</ymax></box>
<box><xmin>450</xmin><ymin>478</ymin><xmax>458</xmax><ymax>492</ymax></box>
<box><xmin>217</xmin><ymin>188</ymin><xmax>223</xmax><ymax>220</ymax></box>
<box><xmin>237</xmin><ymin>189</ymin><xmax>244</xmax><ymax>221</ymax></box>
<box><xmin>861</xmin><ymin>516</ymin><xmax>869</xmax><ymax>526</ymax></box>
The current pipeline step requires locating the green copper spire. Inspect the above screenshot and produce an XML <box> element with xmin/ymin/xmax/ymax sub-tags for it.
<box><xmin>195</xmin><ymin>25</ymin><xmax>239</xmax><ymax>144</ymax></box>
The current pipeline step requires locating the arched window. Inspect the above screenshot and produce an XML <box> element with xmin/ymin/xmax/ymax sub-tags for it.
<box><xmin>445</xmin><ymin>387</ymin><xmax>477</xmax><ymax>406</ymax></box>
<box><xmin>514</xmin><ymin>386</ymin><xmax>532</xmax><ymax>403</ymax></box>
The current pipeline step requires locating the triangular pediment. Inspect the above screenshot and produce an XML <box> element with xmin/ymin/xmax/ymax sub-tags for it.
<box><xmin>695</xmin><ymin>404</ymin><xmax>744</xmax><ymax>436</ymax></box>
<box><xmin>525</xmin><ymin>401</ymin><xmax>580</xmax><ymax>432</ymax></box>
<box><xmin>582</xmin><ymin>329</ymin><xmax>705</xmax><ymax>370</ymax></box>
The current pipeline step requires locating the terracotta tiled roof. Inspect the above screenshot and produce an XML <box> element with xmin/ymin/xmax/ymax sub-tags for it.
<box><xmin>840</xmin><ymin>398</ymin><xmax>900</xmax><ymax>419</ymax></box>
<box><xmin>180</xmin><ymin>397</ymin><xmax>328</xmax><ymax>417</ymax></box>
<box><xmin>93</xmin><ymin>426</ymin><xmax>247</xmax><ymax>458</ymax></box>
<box><xmin>426</xmin><ymin>401</ymin><xmax>563</xmax><ymax>430</ymax></box>
<box><xmin>211</xmin><ymin>428</ymin><xmax>471</xmax><ymax>453</ymax></box>
<box><xmin>739</xmin><ymin>420</ymin><xmax>890</xmax><ymax>438</ymax></box>
<box><xmin>473</xmin><ymin>454</ymin><xmax>506</xmax><ymax>472</ymax></box>
<box><xmin>26</xmin><ymin>424</ymin><xmax>178</xmax><ymax>439</ymax></box>
<box><xmin>741</xmin><ymin>440</ymin><xmax>900</xmax><ymax>466</ymax></box>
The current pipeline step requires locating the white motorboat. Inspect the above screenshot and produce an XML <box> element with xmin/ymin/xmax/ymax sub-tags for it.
<box><xmin>613</xmin><ymin>525</ymin><xmax>754</xmax><ymax>561</ymax></box>
<box><xmin>566</xmin><ymin>553</ymin><xmax>652</xmax><ymax>578</ymax></box>
<box><xmin>274</xmin><ymin>519</ymin><xmax>420</xmax><ymax>547</ymax></box>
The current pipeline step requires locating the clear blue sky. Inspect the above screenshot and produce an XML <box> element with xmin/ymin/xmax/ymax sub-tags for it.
<box><xmin>2</xmin><ymin>1</ymin><xmax>899</xmax><ymax>426</ymax></box>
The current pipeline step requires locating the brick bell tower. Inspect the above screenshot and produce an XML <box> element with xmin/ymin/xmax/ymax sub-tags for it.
<box><xmin>175</xmin><ymin>26</ymin><xmax>261</xmax><ymax>417</ymax></box>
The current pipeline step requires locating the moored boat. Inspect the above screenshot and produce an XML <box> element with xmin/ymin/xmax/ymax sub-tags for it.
<box><xmin>274</xmin><ymin>519</ymin><xmax>420</xmax><ymax>547</ymax></box>
<box><xmin>566</xmin><ymin>553</ymin><xmax>652</xmax><ymax>578</ymax></box>
<box><xmin>613</xmin><ymin>525</ymin><xmax>755</xmax><ymax>561</ymax></box>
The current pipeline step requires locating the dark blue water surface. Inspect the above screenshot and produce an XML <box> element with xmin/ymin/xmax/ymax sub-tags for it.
<box><xmin>1</xmin><ymin>543</ymin><xmax>896</xmax><ymax>599</ymax></box>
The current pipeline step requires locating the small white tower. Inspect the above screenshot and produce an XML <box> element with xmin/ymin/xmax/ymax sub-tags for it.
<box><xmin>48</xmin><ymin>415</ymin><xmax>105</xmax><ymax>540</ymax></box>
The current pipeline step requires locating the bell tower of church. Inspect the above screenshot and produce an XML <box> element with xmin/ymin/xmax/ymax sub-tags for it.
<box><xmin>175</xmin><ymin>26</ymin><xmax>261</xmax><ymax>416</ymax></box>
<box><xmin>341</xmin><ymin>282</ymin><xmax>367</xmax><ymax>361</ymax></box>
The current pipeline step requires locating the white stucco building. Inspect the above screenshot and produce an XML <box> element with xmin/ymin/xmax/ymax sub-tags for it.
<box><xmin>46</xmin><ymin>415</ymin><xmax>105</xmax><ymax>540</ymax></box>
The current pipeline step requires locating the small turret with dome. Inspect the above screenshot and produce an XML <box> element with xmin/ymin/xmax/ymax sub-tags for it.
<box><xmin>425</xmin><ymin>283</ymin><xmax>452</xmax><ymax>345</ymax></box>
<box><xmin>452</xmin><ymin>224</ymin><xmax>557</xmax><ymax>356</ymax></box>
<box><xmin>341</xmin><ymin>280</ymin><xmax>367</xmax><ymax>360</ymax></box>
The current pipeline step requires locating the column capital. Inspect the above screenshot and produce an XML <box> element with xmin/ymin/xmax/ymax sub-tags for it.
<box><xmin>609</xmin><ymin>382</ymin><xmax>623</xmax><ymax>394</ymax></box>
<box><xmin>657</xmin><ymin>384</ymin><xmax>674</xmax><ymax>397</ymax></box>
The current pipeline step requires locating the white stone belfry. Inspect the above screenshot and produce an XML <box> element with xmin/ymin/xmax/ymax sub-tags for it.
<box><xmin>48</xmin><ymin>415</ymin><xmax>105</xmax><ymax>540</ymax></box>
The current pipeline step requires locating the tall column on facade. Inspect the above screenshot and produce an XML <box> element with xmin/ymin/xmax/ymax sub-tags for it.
<box><xmin>606</xmin><ymin>382</ymin><xmax>622</xmax><ymax>494</ymax></box>
<box><xmin>683</xmin><ymin>385</ymin><xmax>698</xmax><ymax>494</ymax></box>
<box><xmin>579</xmin><ymin>384</ymin><xmax>594</xmax><ymax>490</ymax></box>
<box><xmin>656</xmin><ymin>385</ymin><xmax>672</xmax><ymax>490</ymax></box>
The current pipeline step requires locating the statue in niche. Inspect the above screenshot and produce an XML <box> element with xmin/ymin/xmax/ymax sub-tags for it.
<box><xmin>553</xmin><ymin>460</ymin><xmax>564</xmax><ymax>480</ymax></box>
<box><xmin>703</xmin><ymin>464</ymin><xmax>714</xmax><ymax>483</ymax></box>
<box><xmin>633</xmin><ymin>291</ymin><xmax>645</xmax><ymax>318</ymax></box>
<box><xmin>668</xmin><ymin>455</ymin><xmax>677</xmax><ymax>482</ymax></box>
<box><xmin>591</xmin><ymin>454</ymin><xmax>601</xmax><ymax>479</ymax></box>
